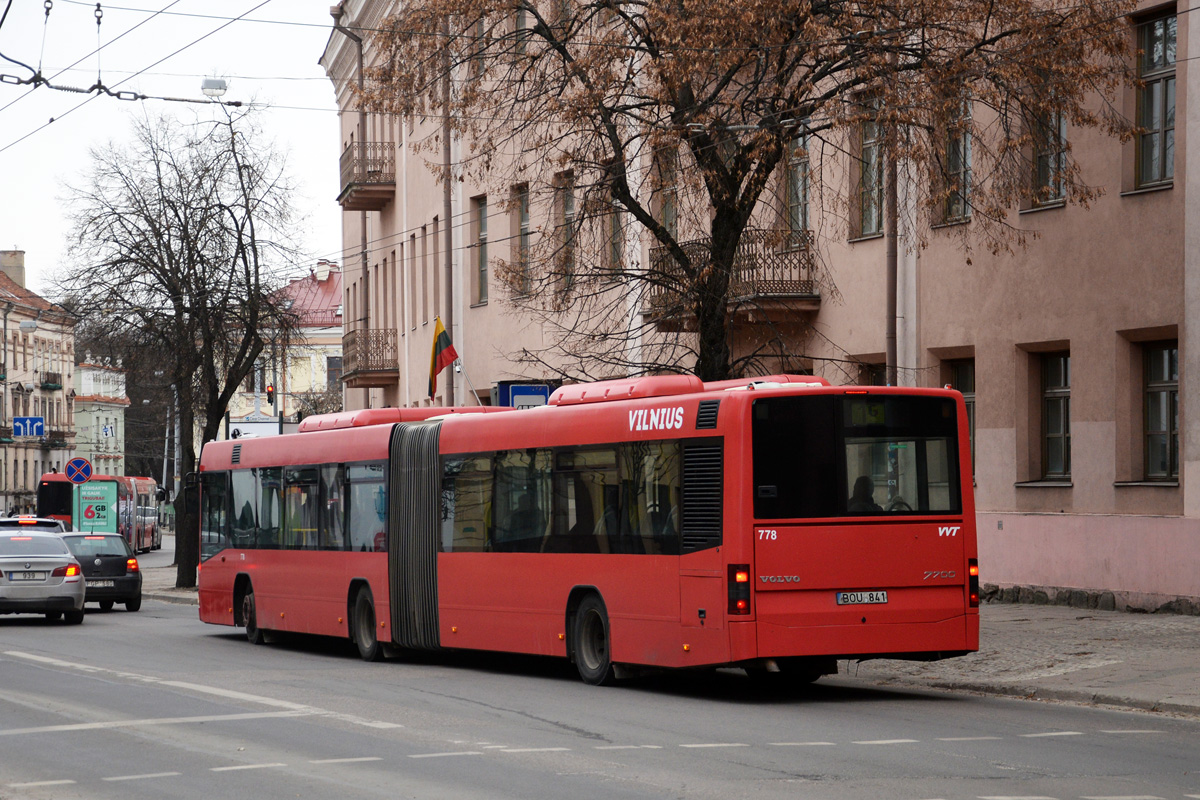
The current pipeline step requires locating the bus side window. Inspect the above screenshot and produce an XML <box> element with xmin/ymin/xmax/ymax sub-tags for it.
<box><xmin>493</xmin><ymin>449</ymin><xmax>550</xmax><ymax>552</ymax></box>
<box><xmin>347</xmin><ymin>462</ymin><xmax>387</xmax><ymax>552</ymax></box>
<box><xmin>258</xmin><ymin>467</ymin><xmax>283</xmax><ymax>549</ymax></box>
<box><xmin>319</xmin><ymin>465</ymin><xmax>345</xmax><ymax>550</ymax></box>
<box><xmin>620</xmin><ymin>441</ymin><xmax>681</xmax><ymax>555</ymax></box>
<box><xmin>230</xmin><ymin>469</ymin><xmax>257</xmax><ymax>548</ymax></box>
<box><xmin>199</xmin><ymin>472</ymin><xmax>230</xmax><ymax>561</ymax></box>
<box><xmin>442</xmin><ymin>455</ymin><xmax>492</xmax><ymax>553</ymax></box>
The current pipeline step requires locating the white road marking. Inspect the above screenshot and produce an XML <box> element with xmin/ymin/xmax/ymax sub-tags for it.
<box><xmin>1080</xmin><ymin>796</ymin><xmax>1164</xmax><ymax>800</ymax></box>
<box><xmin>1100</xmin><ymin>730</ymin><xmax>1163</xmax><ymax>735</ymax></box>
<box><xmin>8</xmin><ymin>780</ymin><xmax>76</xmax><ymax>788</ymax></box>
<box><xmin>308</xmin><ymin>757</ymin><xmax>383</xmax><ymax>764</ymax></box>
<box><xmin>679</xmin><ymin>743</ymin><xmax>749</xmax><ymax>748</ymax></box>
<box><xmin>595</xmin><ymin>745</ymin><xmax>645</xmax><ymax>750</ymax></box>
<box><xmin>408</xmin><ymin>752</ymin><xmax>485</xmax><ymax>759</ymax></box>
<box><xmin>103</xmin><ymin>772</ymin><xmax>182</xmax><ymax>782</ymax></box>
<box><xmin>482</xmin><ymin>745</ymin><xmax>508</xmax><ymax>749</ymax></box>
<box><xmin>1019</xmin><ymin>731</ymin><xmax>1083</xmax><ymax>737</ymax></box>
<box><xmin>938</xmin><ymin>737</ymin><xmax>1002</xmax><ymax>742</ymax></box>
<box><xmin>0</xmin><ymin>710</ymin><xmax>308</xmax><ymax>736</ymax></box>
<box><xmin>4</xmin><ymin>651</ymin><xmax>402</xmax><ymax>728</ymax></box>
<box><xmin>210</xmin><ymin>763</ymin><xmax>287</xmax><ymax>772</ymax></box>
<box><xmin>978</xmin><ymin>796</ymin><xmax>1059</xmax><ymax>799</ymax></box>
<box><xmin>501</xmin><ymin>747</ymin><xmax>572</xmax><ymax>753</ymax></box>
<box><xmin>853</xmin><ymin>739</ymin><xmax>919</xmax><ymax>745</ymax></box>
<box><xmin>768</xmin><ymin>741</ymin><xmax>836</xmax><ymax>746</ymax></box>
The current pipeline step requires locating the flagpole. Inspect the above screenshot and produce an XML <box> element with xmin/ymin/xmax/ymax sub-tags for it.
<box><xmin>456</xmin><ymin>359</ymin><xmax>482</xmax><ymax>405</ymax></box>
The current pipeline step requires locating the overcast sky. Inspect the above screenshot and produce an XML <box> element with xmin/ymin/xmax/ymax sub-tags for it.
<box><xmin>0</xmin><ymin>0</ymin><xmax>342</xmax><ymax>295</ymax></box>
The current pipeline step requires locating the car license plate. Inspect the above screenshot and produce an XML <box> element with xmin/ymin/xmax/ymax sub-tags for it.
<box><xmin>88</xmin><ymin>579</ymin><xmax>115</xmax><ymax>588</ymax></box>
<box><xmin>9</xmin><ymin>571</ymin><xmax>47</xmax><ymax>581</ymax></box>
<box><xmin>836</xmin><ymin>590</ymin><xmax>888</xmax><ymax>605</ymax></box>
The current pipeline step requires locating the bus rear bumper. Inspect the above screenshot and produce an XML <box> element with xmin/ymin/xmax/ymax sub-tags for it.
<box><xmin>748</xmin><ymin>612</ymin><xmax>979</xmax><ymax>662</ymax></box>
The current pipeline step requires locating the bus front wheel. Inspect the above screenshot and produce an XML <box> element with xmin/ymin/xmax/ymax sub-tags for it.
<box><xmin>243</xmin><ymin>586</ymin><xmax>266</xmax><ymax>645</ymax></box>
<box><xmin>573</xmin><ymin>595</ymin><xmax>616</xmax><ymax>686</ymax></box>
<box><xmin>353</xmin><ymin>587</ymin><xmax>384</xmax><ymax>662</ymax></box>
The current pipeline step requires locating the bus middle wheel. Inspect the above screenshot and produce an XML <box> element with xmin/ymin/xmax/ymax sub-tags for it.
<box><xmin>353</xmin><ymin>587</ymin><xmax>384</xmax><ymax>662</ymax></box>
<box><xmin>573</xmin><ymin>594</ymin><xmax>617</xmax><ymax>686</ymax></box>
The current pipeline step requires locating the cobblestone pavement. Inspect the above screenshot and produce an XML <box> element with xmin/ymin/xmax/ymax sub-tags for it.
<box><xmin>142</xmin><ymin>566</ymin><xmax>1200</xmax><ymax>718</ymax></box>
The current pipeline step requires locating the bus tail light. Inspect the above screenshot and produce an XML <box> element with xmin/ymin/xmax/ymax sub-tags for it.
<box><xmin>968</xmin><ymin>559</ymin><xmax>980</xmax><ymax>607</ymax></box>
<box><xmin>728</xmin><ymin>564</ymin><xmax>751</xmax><ymax>615</ymax></box>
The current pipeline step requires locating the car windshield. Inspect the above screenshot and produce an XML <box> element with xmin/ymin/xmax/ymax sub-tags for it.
<box><xmin>63</xmin><ymin>536</ymin><xmax>130</xmax><ymax>558</ymax></box>
<box><xmin>0</xmin><ymin>535</ymin><xmax>70</xmax><ymax>556</ymax></box>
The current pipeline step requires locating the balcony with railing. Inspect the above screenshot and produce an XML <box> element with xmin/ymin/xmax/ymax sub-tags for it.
<box><xmin>337</xmin><ymin>142</ymin><xmax>396</xmax><ymax>211</ymax></box>
<box><xmin>646</xmin><ymin>228</ymin><xmax>820</xmax><ymax>329</ymax></box>
<box><xmin>39</xmin><ymin>371</ymin><xmax>63</xmax><ymax>390</ymax></box>
<box><xmin>341</xmin><ymin>329</ymin><xmax>399</xmax><ymax>388</ymax></box>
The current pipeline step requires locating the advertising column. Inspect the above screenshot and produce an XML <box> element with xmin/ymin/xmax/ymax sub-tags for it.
<box><xmin>75</xmin><ymin>481</ymin><xmax>119</xmax><ymax>534</ymax></box>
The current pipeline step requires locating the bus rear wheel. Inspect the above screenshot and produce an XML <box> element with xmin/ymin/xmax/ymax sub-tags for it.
<box><xmin>243</xmin><ymin>586</ymin><xmax>266</xmax><ymax>645</ymax></box>
<box><xmin>573</xmin><ymin>595</ymin><xmax>616</xmax><ymax>686</ymax></box>
<box><xmin>353</xmin><ymin>587</ymin><xmax>384</xmax><ymax>662</ymax></box>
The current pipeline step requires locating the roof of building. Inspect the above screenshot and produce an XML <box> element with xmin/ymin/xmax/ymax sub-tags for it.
<box><xmin>276</xmin><ymin>261</ymin><xmax>342</xmax><ymax>328</ymax></box>
<box><xmin>0</xmin><ymin>272</ymin><xmax>75</xmax><ymax>324</ymax></box>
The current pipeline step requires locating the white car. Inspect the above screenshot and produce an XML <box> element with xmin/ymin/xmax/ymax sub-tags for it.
<box><xmin>0</xmin><ymin>531</ymin><xmax>86</xmax><ymax>623</ymax></box>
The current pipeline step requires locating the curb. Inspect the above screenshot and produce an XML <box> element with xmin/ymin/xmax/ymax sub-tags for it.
<box><xmin>144</xmin><ymin>590</ymin><xmax>198</xmax><ymax>606</ymax></box>
<box><xmin>855</xmin><ymin>674</ymin><xmax>1200</xmax><ymax>719</ymax></box>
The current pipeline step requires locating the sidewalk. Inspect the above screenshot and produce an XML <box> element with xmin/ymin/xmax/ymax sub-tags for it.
<box><xmin>141</xmin><ymin>567</ymin><xmax>1200</xmax><ymax>718</ymax></box>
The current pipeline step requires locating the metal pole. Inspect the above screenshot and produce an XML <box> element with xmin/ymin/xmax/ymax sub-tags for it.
<box><xmin>442</xmin><ymin>16</ymin><xmax>456</xmax><ymax>406</ymax></box>
<box><xmin>885</xmin><ymin>152</ymin><xmax>898</xmax><ymax>387</ymax></box>
<box><xmin>161</xmin><ymin>399</ymin><xmax>170</xmax><ymax>489</ymax></box>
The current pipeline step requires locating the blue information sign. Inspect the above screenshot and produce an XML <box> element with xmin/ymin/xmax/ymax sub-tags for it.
<box><xmin>13</xmin><ymin>416</ymin><xmax>44</xmax><ymax>436</ymax></box>
<box><xmin>65</xmin><ymin>458</ymin><xmax>93</xmax><ymax>484</ymax></box>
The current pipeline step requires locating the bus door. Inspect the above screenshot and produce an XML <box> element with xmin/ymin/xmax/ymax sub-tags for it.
<box><xmin>750</xmin><ymin>393</ymin><xmax>972</xmax><ymax>655</ymax></box>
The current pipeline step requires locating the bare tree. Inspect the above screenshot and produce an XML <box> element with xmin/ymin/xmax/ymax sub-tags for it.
<box><xmin>362</xmin><ymin>0</ymin><xmax>1135</xmax><ymax>381</ymax></box>
<box><xmin>54</xmin><ymin>110</ymin><xmax>303</xmax><ymax>587</ymax></box>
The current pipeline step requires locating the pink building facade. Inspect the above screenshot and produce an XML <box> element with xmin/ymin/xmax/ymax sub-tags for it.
<box><xmin>321</xmin><ymin>1</ymin><xmax>1198</xmax><ymax>609</ymax></box>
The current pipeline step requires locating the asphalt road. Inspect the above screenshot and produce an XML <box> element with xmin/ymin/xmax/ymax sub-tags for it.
<box><xmin>0</xmin><ymin>548</ymin><xmax>1196</xmax><ymax>799</ymax></box>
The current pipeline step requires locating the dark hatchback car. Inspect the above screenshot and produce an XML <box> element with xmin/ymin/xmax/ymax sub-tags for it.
<box><xmin>60</xmin><ymin>533</ymin><xmax>142</xmax><ymax>612</ymax></box>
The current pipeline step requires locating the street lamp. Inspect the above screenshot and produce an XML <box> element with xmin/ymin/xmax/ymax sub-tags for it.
<box><xmin>201</xmin><ymin>78</ymin><xmax>228</xmax><ymax>98</ymax></box>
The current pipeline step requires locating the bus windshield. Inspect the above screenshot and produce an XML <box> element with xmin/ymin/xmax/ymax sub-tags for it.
<box><xmin>752</xmin><ymin>394</ymin><xmax>962</xmax><ymax>518</ymax></box>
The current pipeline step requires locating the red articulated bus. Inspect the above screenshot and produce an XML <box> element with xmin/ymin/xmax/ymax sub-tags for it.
<box><xmin>196</xmin><ymin>375</ymin><xmax>979</xmax><ymax>685</ymax></box>
<box><xmin>38</xmin><ymin>473</ymin><xmax>161</xmax><ymax>553</ymax></box>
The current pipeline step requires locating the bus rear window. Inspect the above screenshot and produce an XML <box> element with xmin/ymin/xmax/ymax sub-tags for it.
<box><xmin>752</xmin><ymin>395</ymin><xmax>961</xmax><ymax>519</ymax></box>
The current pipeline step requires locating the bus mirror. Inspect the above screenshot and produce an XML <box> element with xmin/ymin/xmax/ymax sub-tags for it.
<box><xmin>185</xmin><ymin>472</ymin><xmax>199</xmax><ymax>488</ymax></box>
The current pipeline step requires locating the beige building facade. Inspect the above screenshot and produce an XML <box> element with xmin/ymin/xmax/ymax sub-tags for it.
<box><xmin>322</xmin><ymin>2</ymin><xmax>1197</xmax><ymax>608</ymax></box>
<box><xmin>0</xmin><ymin>250</ymin><xmax>77</xmax><ymax>513</ymax></box>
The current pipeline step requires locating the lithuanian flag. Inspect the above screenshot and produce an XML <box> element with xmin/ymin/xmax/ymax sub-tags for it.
<box><xmin>429</xmin><ymin>316</ymin><xmax>459</xmax><ymax>398</ymax></box>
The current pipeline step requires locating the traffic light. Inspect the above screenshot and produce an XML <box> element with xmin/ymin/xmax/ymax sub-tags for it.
<box><xmin>266</xmin><ymin>384</ymin><xmax>275</xmax><ymax>405</ymax></box>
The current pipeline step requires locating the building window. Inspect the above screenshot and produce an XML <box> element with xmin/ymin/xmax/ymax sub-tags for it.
<box><xmin>473</xmin><ymin>196</ymin><xmax>488</xmax><ymax>303</ymax></box>
<box><xmin>655</xmin><ymin>148</ymin><xmax>678</xmax><ymax>241</ymax></box>
<box><xmin>785</xmin><ymin>134</ymin><xmax>809</xmax><ymax>246</ymax></box>
<box><xmin>326</xmin><ymin>356</ymin><xmax>343</xmax><ymax>390</ymax></box>
<box><xmin>943</xmin><ymin>104</ymin><xmax>971</xmax><ymax>222</ymax></box>
<box><xmin>1042</xmin><ymin>352</ymin><xmax>1070</xmax><ymax>479</ymax></box>
<box><xmin>857</xmin><ymin>116</ymin><xmax>883</xmax><ymax>236</ymax></box>
<box><xmin>1144</xmin><ymin>342</ymin><xmax>1178</xmax><ymax>479</ymax></box>
<box><xmin>607</xmin><ymin>195</ymin><xmax>624</xmax><ymax>277</ymax></box>
<box><xmin>949</xmin><ymin>359</ymin><xmax>976</xmax><ymax>474</ymax></box>
<box><xmin>513</xmin><ymin>185</ymin><xmax>531</xmax><ymax>293</ymax></box>
<box><xmin>1137</xmin><ymin>15</ymin><xmax>1176</xmax><ymax>187</ymax></box>
<box><xmin>1033</xmin><ymin>110</ymin><xmax>1067</xmax><ymax>204</ymax></box>
<box><xmin>557</xmin><ymin>175</ymin><xmax>575</xmax><ymax>285</ymax></box>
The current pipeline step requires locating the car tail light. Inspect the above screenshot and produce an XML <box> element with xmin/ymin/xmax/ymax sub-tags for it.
<box><xmin>728</xmin><ymin>564</ymin><xmax>751</xmax><ymax>615</ymax></box>
<box><xmin>52</xmin><ymin>564</ymin><xmax>81</xmax><ymax>578</ymax></box>
<box><xmin>968</xmin><ymin>558</ymin><xmax>980</xmax><ymax>608</ymax></box>
<box><xmin>126</xmin><ymin>558</ymin><xmax>139</xmax><ymax>573</ymax></box>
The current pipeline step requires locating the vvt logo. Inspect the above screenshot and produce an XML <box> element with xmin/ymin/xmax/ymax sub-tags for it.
<box><xmin>938</xmin><ymin>526</ymin><xmax>961</xmax><ymax>537</ymax></box>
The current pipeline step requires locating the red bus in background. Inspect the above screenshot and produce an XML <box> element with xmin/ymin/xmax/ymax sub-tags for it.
<box><xmin>37</xmin><ymin>473</ymin><xmax>161</xmax><ymax>553</ymax></box>
<box><xmin>196</xmin><ymin>375</ymin><xmax>979</xmax><ymax>685</ymax></box>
